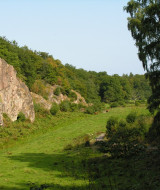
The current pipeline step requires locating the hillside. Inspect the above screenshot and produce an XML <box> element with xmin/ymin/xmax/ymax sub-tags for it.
<box><xmin>0</xmin><ymin>36</ymin><xmax>151</xmax><ymax>104</ymax></box>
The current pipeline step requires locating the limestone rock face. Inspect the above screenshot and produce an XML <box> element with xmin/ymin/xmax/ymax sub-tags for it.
<box><xmin>71</xmin><ymin>90</ymin><xmax>87</xmax><ymax>106</ymax></box>
<box><xmin>31</xmin><ymin>92</ymin><xmax>52</xmax><ymax>110</ymax></box>
<box><xmin>0</xmin><ymin>58</ymin><xmax>35</xmax><ymax>124</ymax></box>
<box><xmin>31</xmin><ymin>84</ymin><xmax>88</xmax><ymax>111</ymax></box>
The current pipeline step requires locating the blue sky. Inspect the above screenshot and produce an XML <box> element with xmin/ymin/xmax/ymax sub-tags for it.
<box><xmin>0</xmin><ymin>0</ymin><xmax>145</xmax><ymax>75</ymax></box>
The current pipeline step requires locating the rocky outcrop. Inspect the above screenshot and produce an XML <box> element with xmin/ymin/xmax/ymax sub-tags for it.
<box><xmin>31</xmin><ymin>84</ymin><xmax>87</xmax><ymax>110</ymax></box>
<box><xmin>0</xmin><ymin>58</ymin><xmax>35</xmax><ymax>125</ymax></box>
<box><xmin>31</xmin><ymin>92</ymin><xmax>52</xmax><ymax>110</ymax></box>
<box><xmin>71</xmin><ymin>90</ymin><xmax>87</xmax><ymax>106</ymax></box>
<box><xmin>47</xmin><ymin>85</ymin><xmax>69</xmax><ymax>104</ymax></box>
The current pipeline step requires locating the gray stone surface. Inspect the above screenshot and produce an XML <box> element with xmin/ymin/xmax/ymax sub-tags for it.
<box><xmin>0</xmin><ymin>58</ymin><xmax>35</xmax><ymax>124</ymax></box>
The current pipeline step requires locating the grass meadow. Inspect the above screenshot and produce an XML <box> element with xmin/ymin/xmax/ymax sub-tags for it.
<box><xmin>0</xmin><ymin>106</ymin><xmax>154</xmax><ymax>190</ymax></box>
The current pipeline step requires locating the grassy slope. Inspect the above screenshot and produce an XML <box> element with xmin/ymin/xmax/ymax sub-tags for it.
<box><xmin>0</xmin><ymin>107</ymin><xmax>149</xmax><ymax>190</ymax></box>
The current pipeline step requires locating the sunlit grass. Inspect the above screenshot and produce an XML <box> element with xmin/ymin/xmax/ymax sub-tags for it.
<box><xmin>0</xmin><ymin>106</ymin><xmax>150</xmax><ymax>189</ymax></box>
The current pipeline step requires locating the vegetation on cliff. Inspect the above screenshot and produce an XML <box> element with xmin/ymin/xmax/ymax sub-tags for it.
<box><xmin>0</xmin><ymin>36</ymin><xmax>151</xmax><ymax>104</ymax></box>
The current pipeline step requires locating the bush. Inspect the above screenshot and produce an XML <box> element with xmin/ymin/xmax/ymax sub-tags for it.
<box><xmin>60</xmin><ymin>87</ymin><xmax>65</xmax><ymax>95</ymax></box>
<box><xmin>106</xmin><ymin>116</ymin><xmax>118</xmax><ymax>137</ymax></box>
<box><xmin>135</xmin><ymin>101</ymin><xmax>140</xmax><ymax>106</ymax></box>
<box><xmin>85</xmin><ymin>106</ymin><xmax>95</xmax><ymax>114</ymax></box>
<box><xmin>126</xmin><ymin>111</ymin><xmax>137</xmax><ymax>123</ymax></box>
<box><xmin>17</xmin><ymin>112</ymin><xmax>26</xmax><ymax>122</ymax></box>
<box><xmin>118</xmin><ymin>101</ymin><xmax>126</xmax><ymax>107</ymax></box>
<box><xmin>93</xmin><ymin>102</ymin><xmax>105</xmax><ymax>112</ymax></box>
<box><xmin>119</xmin><ymin>119</ymin><xmax>127</xmax><ymax>128</ymax></box>
<box><xmin>68</xmin><ymin>91</ymin><xmax>77</xmax><ymax>100</ymax></box>
<box><xmin>110</xmin><ymin>102</ymin><xmax>119</xmax><ymax>108</ymax></box>
<box><xmin>60</xmin><ymin>100</ymin><xmax>71</xmax><ymax>112</ymax></box>
<box><xmin>70</xmin><ymin>103</ymin><xmax>78</xmax><ymax>112</ymax></box>
<box><xmin>31</xmin><ymin>80</ymin><xmax>49</xmax><ymax>100</ymax></box>
<box><xmin>54</xmin><ymin>87</ymin><xmax>61</xmax><ymax>96</ymax></box>
<box><xmin>78</xmin><ymin>103</ymin><xmax>86</xmax><ymax>109</ymax></box>
<box><xmin>50</xmin><ymin>103</ymin><xmax>59</xmax><ymax>115</ymax></box>
<box><xmin>34</xmin><ymin>103</ymin><xmax>50</xmax><ymax>117</ymax></box>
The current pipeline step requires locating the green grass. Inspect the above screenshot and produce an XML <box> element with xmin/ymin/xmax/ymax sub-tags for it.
<box><xmin>0</xmin><ymin>106</ymin><xmax>151</xmax><ymax>189</ymax></box>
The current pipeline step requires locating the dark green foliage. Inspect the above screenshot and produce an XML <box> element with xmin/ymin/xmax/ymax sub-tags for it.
<box><xmin>78</xmin><ymin>103</ymin><xmax>86</xmax><ymax>110</ymax></box>
<box><xmin>0</xmin><ymin>36</ymin><xmax>151</xmax><ymax>105</ymax></box>
<box><xmin>50</xmin><ymin>103</ymin><xmax>59</xmax><ymax>115</ymax></box>
<box><xmin>99</xmin><ymin>76</ymin><xmax>124</xmax><ymax>102</ymax></box>
<box><xmin>124</xmin><ymin>0</ymin><xmax>160</xmax><ymax>136</ymax></box>
<box><xmin>135</xmin><ymin>101</ymin><xmax>140</xmax><ymax>106</ymax></box>
<box><xmin>93</xmin><ymin>102</ymin><xmax>105</xmax><ymax>112</ymax></box>
<box><xmin>118</xmin><ymin>101</ymin><xmax>126</xmax><ymax>107</ymax></box>
<box><xmin>103</xmin><ymin>127</ymin><xmax>146</xmax><ymax>158</ymax></box>
<box><xmin>106</xmin><ymin>116</ymin><xmax>118</xmax><ymax>137</ymax></box>
<box><xmin>17</xmin><ymin>112</ymin><xmax>26</xmax><ymax>122</ymax></box>
<box><xmin>34</xmin><ymin>103</ymin><xmax>50</xmax><ymax>117</ymax></box>
<box><xmin>70</xmin><ymin>103</ymin><xmax>78</xmax><ymax>112</ymax></box>
<box><xmin>104</xmin><ymin>115</ymin><xmax>151</xmax><ymax>158</ymax></box>
<box><xmin>126</xmin><ymin>111</ymin><xmax>137</xmax><ymax>123</ymax></box>
<box><xmin>68</xmin><ymin>91</ymin><xmax>77</xmax><ymax>100</ymax></box>
<box><xmin>148</xmin><ymin>111</ymin><xmax>160</xmax><ymax>142</ymax></box>
<box><xmin>54</xmin><ymin>87</ymin><xmax>61</xmax><ymax>96</ymax></box>
<box><xmin>62</xmin><ymin>88</ymin><xmax>71</xmax><ymax>96</ymax></box>
<box><xmin>60</xmin><ymin>100</ymin><xmax>71</xmax><ymax>112</ymax></box>
<box><xmin>110</xmin><ymin>102</ymin><xmax>119</xmax><ymax>108</ymax></box>
<box><xmin>85</xmin><ymin>106</ymin><xmax>95</xmax><ymax>115</ymax></box>
<box><xmin>119</xmin><ymin>119</ymin><xmax>127</xmax><ymax>128</ymax></box>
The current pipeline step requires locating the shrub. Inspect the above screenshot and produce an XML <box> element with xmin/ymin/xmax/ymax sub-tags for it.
<box><xmin>54</xmin><ymin>87</ymin><xmax>61</xmax><ymax>96</ymax></box>
<box><xmin>64</xmin><ymin>88</ymin><xmax>71</xmax><ymax>96</ymax></box>
<box><xmin>110</xmin><ymin>102</ymin><xmax>119</xmax><ymax>108</ymax></box>
<box><xmin>60</xmin><ymin>87</ymin><xmax>71</xmax><ymax>96</ymax></box>
<box><xmin>31</xmin><ymin>80</ymin><xmax>49</xmax><ymax>100</ymax></box>
<box><xmin>68</xmin><ymin>91</ymin><xmax>77</xmax><ymax>100</ymax></box>
<box><xmin>119</xmin><ymin>119</ymin><xmax>127</xmax><ymax>128</ymax></box>
<box><xmin>70</xmin><ymin>103</ymin><xmax>78</xmax><ymax>112</ymax></box>
<box><xmin>85</xmin><ymin>106</ymin><xmax>95</xmax><ymax>114</ymax></box>
<box><xmin>3</xmin><ymin>113</ymin><xmax>11</xmax><ymax>127</ymax></box>
<box><xmin>93</xmin><ymin>102</ymin><xmax>105</xmax><ymax>112</ymax></box>
<box><xmin>106</xmin><ymin>116</ymin><xmax>118</xmax><ymax>137</ymax></box>
<box><xmin>60</xmin><ymin>100</ymin><xmax>71</xmax><ymax>112</ymax></box>
<box><xmin>126</xmin><ymin>111</ymin><xmax>137</xmax><ymax>123</ymax></box>
<box><xmin>34</xmin><ymin>103</ymin><xmax>50</xmax><ymax>117</ymax></box>
<box><xmin>78</xmin><ymin>103</ymin><xmax>86</xmax><ymax>109</ymax></box>
<box><xmin>17</xmin><ymin>112</ymin><xmax>26</xmax><ymax>122</ymax></box>
<box><xmin>118</xmin><ymin>101</ymin><xmax>126</xmax><ymax>107</ymax></box>
<box><xmin>50</xmin><ymin>103</ymin><xmax>59</xmax><ymax>115</ymax></box>
<box><xmin>79</xmin><ymin>98</ymin><xmax>82</xmax><ymax>102</ymax></box>
<box><xmin>135</xmin><ymin>101</ymin><xmax>140</xmax><ymax>106</ymax></box>
<box><xmin>83</xmin><ymin>134</ymin><xmax>90</xmax><ymax>147</ymax></box>
<box><xmin>60</xmin><ymin>87</ymin><xmax>65</xmax><ymax>95</ymax></box>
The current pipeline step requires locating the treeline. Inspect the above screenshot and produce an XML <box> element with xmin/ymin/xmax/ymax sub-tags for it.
<box><xmin>0</xmin><ymin>36</ymin><xmax>151</xmax><ymax>103</ymax></box>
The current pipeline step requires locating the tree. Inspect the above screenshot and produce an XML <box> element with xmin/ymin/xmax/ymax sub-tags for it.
<box><xmin>124</xmin><ymin>0</ymin><xmax>160</xmax><ymax>135</ymax></box>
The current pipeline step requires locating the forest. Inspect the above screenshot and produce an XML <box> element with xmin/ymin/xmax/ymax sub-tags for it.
<box><xmin>0</xmin><ymin>36</ymin><xmax>151</xmax><ymax>105</ymax></box>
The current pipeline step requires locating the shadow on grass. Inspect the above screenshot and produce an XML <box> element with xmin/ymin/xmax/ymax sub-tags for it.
<box><xmin>6</xmin><ymin>145</ymin><xmax>160</xmax><ymax>190</ymax></box>
<box><xmin>6</xmin><ymin>146</ymin><xmax>113</xmax><ymax>190</ymax></box>
<box><xmin>0</xmin><ymin>186</ymin><xmax>23</xmax><ymax>190</ymax></box>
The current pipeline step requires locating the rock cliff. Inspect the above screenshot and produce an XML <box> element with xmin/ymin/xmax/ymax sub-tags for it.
<box><xmin>31</xmin><ymin>84</ymin><xmax>87</xmax><ymax>110</ymax></box>
<box><xmin>0</xmin><ymin>58</ymin><xmax>35</xmax><ymax>125</ymax></box>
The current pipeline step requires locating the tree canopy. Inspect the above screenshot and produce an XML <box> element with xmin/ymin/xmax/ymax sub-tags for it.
<box><xmin>124</xmin><ymin>0</ymin><xmax>160</xmax><ymax>111</ymax></box>
<box><xmin>124</xmin><ymin>0</ymin><xmax>160</xmax><ymax>134</ymax></box>
<box><xmin>0</xmin><ymin>36</ymin><xmax>151</xmax><ymax>104</ymax></box>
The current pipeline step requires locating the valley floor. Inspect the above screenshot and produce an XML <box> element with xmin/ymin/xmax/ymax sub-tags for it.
<box><xmin>0</xmin><ymin>106</ymin><xmax>158</xmax><ymax>190</ymax></box>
